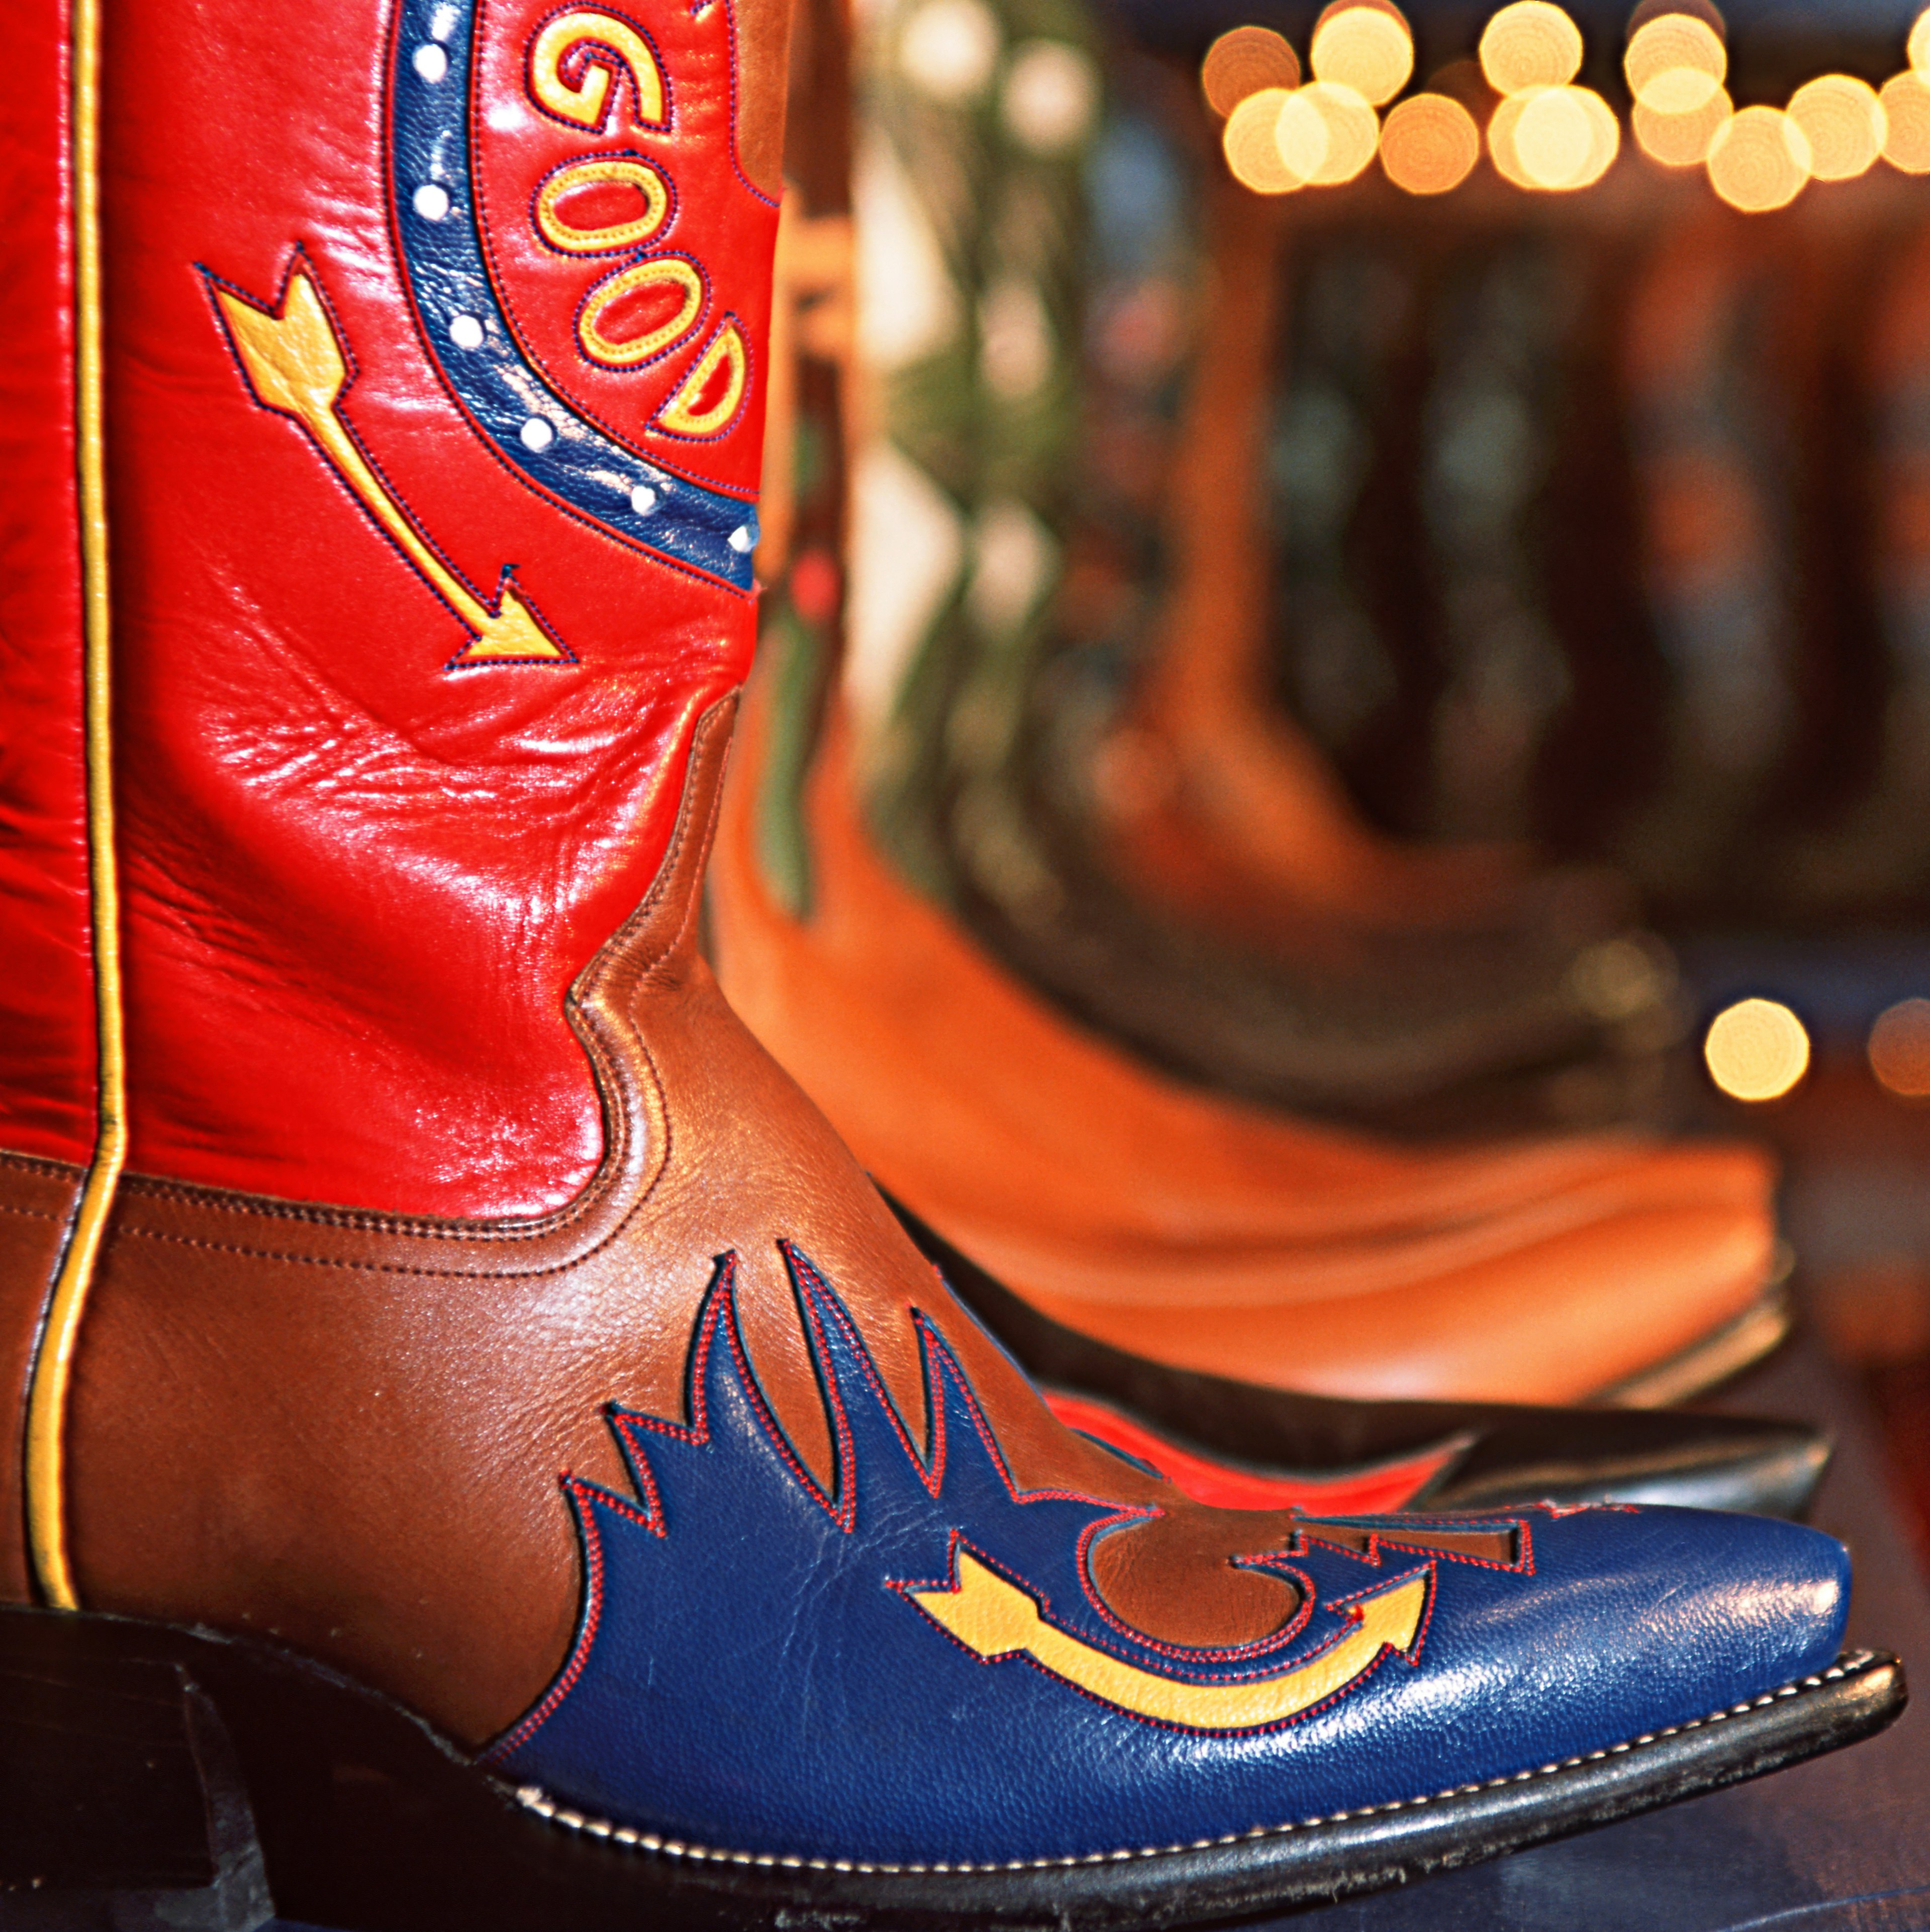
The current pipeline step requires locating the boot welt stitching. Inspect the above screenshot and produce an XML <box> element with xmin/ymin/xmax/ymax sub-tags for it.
<box><xmin>507</xmin><ymin>1652</ymin><xmax>1877</xmax><ymax>1874</ymax></box>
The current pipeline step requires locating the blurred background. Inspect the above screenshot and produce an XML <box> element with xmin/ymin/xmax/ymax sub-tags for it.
<box><xmin>759</xmin><ymin>0</ymin><xmax>1930</xmax><ymax>1585</ymax></box>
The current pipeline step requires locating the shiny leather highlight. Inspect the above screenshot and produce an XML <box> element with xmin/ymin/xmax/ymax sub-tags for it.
<box><xmin>59</xmin><ymin>704</ymin><xmax>1328</xmax><ymax>1742</ymax></box>
<box><xmin>99</xmin><ymin>0</ymin><xmax>767</xmax><ymax>1216</ymax></box>
<box><xmin>0</xmin><ymin>0</ymin><xmax>95</xmax><ymax>1168</ymax></box>
<box><xmin>496</xmin><ymin>1238</ymin><xmax>1851</xmax><ymax>1865</ymax></box>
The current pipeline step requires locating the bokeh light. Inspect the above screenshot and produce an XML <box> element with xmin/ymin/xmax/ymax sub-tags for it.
<box><xmin>1911</xmin><ymin>7</ymin><xmax>1930</xmax><ymax>80</ymax></box>
<box><xmin>1881</xmin><ymin>70</ymin><xmax>1930</xmax><ymax>172</ymax></box>
<box><xmin>1623</xmin><ymin>13</ymin><xmax>1725</xmax><ymax>115</ymax></box>
<box><xmin>897</xmin><ymin>0</ymin><xmax>1001</xmax><ymax>104</ymax></box>
<box><xmin>1278</xmin><ymin>80</ymin><xmax>1382</xmax><ymax>184</ymax></box>
<box><xmin>1870</xmin><ymin>998</ymin><xmax>1930</xmax><ymax>1098</ymax></box>
<box><xmin>1310</xmin><ymin>2</ymin><xmax>1414</xmax><ymax>107</ymax></box>
<box><xmin>1491</xmin><ymin>84</ymin><xmax>1617</xmax><ymax>188</ymax></box>
<box><xmin>1222</xmin><ymin>86</ymin><xmax>1302</xmax><ymax>192</ymax></box>
<box><xmin>1704</xmin><ymin>998</ymin><xmax>1811</xmax><ymax>1102</ymax></box>
<box><xmin>1634</xmin><ymin>86</ymin><xmax>1733</xmax><ymax>165</ymax></box>
<box><xmin>1380</xmin><ymin>91</ymin><xmax>1482</xmax><ymax>192</ymax></box>
<box><xmin>1479</xmin><ymin>2</ymin><xmax>1584</xmax><ymax>96</ymax></box>
<box><xmin>1787</xmin><ymin>73</ymin><xmax>1885</xmax><ymax>180</ymax></box>
<box><xmin>1201</xmin><ymin>25</ymin><xmax>1301</xmax><ymax>117</ymax></box>
<box><xmin>1706</xmin><ymin>104</ymin><xmax>1811</xmax><ymax>210</ymax></box>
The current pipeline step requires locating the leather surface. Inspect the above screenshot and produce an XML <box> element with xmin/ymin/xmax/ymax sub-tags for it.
<box><xmin>495</xmin><ymin>1239</ymin><xmax>1852</xmax><ymax>1864</ymax></box>
<box><xmin>64</xmin><ymin>703</ymin><xmax>1340</xmax><ymax>1743</ymax></box>
<box><xmin>707</xmin><ymin>673</ymin><xmax>1779</xmax><ymax>1403</ymax></box>
<box><xmin>0</xmin><ymin>0</ymin><xmax>1873</xmax><ymax>1877</ymax></box>
<box><xmin>0</xmin><ymin>0</ymin><xmax>95</xmax><ymax>1168</ymax></box>
<box><xmin>0</xmin><ymin>1153</ymin><xmax>82</xmax><ymax>1603</ymax></box>
<box><xmin>889</xmin><ymin>1196</ymin><xmax>1831</xmax><ymax>1522</ymax></box>
<box><xmin>99</xmin><ymin>0</ymin><xmax>773</xmax><ymax>1216</ymax></box>
<box><xmin>948</xmin><ymin>753</ymin><xmax>1670</xmax><ymax>1140</ymax></box>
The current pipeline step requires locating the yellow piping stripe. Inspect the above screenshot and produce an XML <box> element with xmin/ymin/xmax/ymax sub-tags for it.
<box><xmin>27</xmin><ymin>0</ymin><xmax>123</xmax><ymax>1612</ymax></box>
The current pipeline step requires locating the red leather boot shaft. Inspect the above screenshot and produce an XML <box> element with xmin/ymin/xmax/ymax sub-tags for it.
<box><xmin>93</xmin><ymin>0</ymin><xmax>777</xmax><ymax>1214</ymax></box>
<box><xmin>0</xmin><ymin>3</ymin><xmax>94</xmax><ymax>1166</ymax></box>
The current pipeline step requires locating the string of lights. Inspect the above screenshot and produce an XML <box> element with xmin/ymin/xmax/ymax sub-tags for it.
<box><xmin>1207</xmin><ymin>1</ymin><xmax>1930</xmax><ymax>210</ymax></box>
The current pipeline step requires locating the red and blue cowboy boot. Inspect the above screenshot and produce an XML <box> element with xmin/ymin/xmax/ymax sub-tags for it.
<box><xmin>0</xmin><ymin>0</ymin><xmax>1902</xmax><ymax>1926</ymax></box>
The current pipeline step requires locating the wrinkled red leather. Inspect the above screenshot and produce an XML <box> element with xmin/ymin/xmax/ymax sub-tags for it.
<box><xmin>96</xmin><ymin>0</ymin><xmax>774</xmax><ymax>1214</ymax></box>
<box><xmin>0</xmin><ymin>2</ymin><xmax>95</xmax><ymax>1167</ymax></box>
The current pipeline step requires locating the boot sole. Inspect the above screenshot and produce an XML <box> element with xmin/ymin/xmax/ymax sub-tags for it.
<box><xmin>0</xmin><ymin>1606</ymin><xmax>1903</xmax><ymax>1931</ymax></box>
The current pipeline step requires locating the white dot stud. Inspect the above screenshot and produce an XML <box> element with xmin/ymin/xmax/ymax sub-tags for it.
<box><xmin>520</xmin><ymin>416</ymin><xmax>556</xmax><ymax>452</ymax></box>
<box><xmin>448</xmin><ymin>313</ymin><xmax>485</xmax><ymax>350</ymax></box>
<box><xmin>413</xmin><ymin>43</ymin><xmax>449</xmax><ymax>82</ymax></box>
<box><xmin>728</xmin><ymin>523</ymin><xmax>755</xmax><ymax>554</ymax></box>
<box><xmin>413</xmin><ymin>182</ymin><xmax>451</xmax><ymax>222</ymax></box>
<box><xmin>630</xmin><ymin>484</ymin><xmax>659</xmax><ymax>515</ymax></box>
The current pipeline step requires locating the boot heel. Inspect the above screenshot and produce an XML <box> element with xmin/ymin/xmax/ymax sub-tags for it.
<box><xmin>0</xmin><ymin>1611</ymin><xmax>272</xmax><ymax>1931</ymax></box>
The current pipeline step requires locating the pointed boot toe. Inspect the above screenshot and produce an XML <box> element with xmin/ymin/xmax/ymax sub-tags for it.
<box><xmin>890</xmin><ymin>1191</ymin><xmax>1831</xmax><ymax>1519</ymax></box>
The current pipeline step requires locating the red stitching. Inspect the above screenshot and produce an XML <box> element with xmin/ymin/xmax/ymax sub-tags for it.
<box><xmin>481</xmin><ymin>1473</ymin><xmax>617</xmax><ymax>1761</ymax></box>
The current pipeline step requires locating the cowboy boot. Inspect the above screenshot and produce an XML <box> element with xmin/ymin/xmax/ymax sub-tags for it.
<box><xmin>714</xmin><ymin>659</ymin><xmax>1792</xmax><ymax>1407</ymax></box>
<box><xmin>844</xmin><ymin>0</ymin><xmax>1684</xmax><ymax>1141</ymax></box>
<box><xmin>888</xmin><ymin>1197</ymin><xmax>1830</xmax><ymax>1520</ymax></box>
<box><xmin>0</xmin><ymin>1</ymin><xmax>1901</xmax><ymax>1926</ymax></box>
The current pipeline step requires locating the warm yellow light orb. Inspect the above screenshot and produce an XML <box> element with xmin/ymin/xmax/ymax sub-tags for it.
<box><xmin>1623</xmin><ymin>14</ymin><xmax>1726</xmax><ymax>114</ymax></box>
<box><xmin>1223</xmin><ymin>86</ymin><xmax>1303</xmax><ymax>192</ymax></box>
<box><xmin>1310</xmin><ymin>4</ymin><xmax>1414</xmax><ymax>107</ymax></box>
<box><xmin>1380</xmin><ymin>91</ymin><xmax>1482</xmax><ymax>191</ymax></box>
<box><xmin>1201</xmin><ymin>25</ymin><xmax>1301</xmax><ymax>117</ymax></box>
<box><xmin>1706</xmin><ymin>104</ymin><xmax>1811</xmax><ymax>210</ymax></box>
<box><xmin>1788</xmin><ymin>73</ymin><xmax>1885</xmax><ymax>180</ymax></box>
<box><xmin>1490</xmin><ymin>83</ymin><xmax>1617</xmax><ymax>188</ymax></box>
<box><xmin>1881</xmin><ymin>70</ymin><xmax>1930</xmax><ymax>172</ymax></box>
<box><xmin>1911</xmin><ymin>7</ymin><xmax>1930</xmax><ymax>80</ymax></box>
<box><xmin>1278</xmin><ymin>79</ymin><xmax>1381</xmax><ymax>184</ymax></box>
<box><xmin>1870</xmin><ymin>997</ymin><xmax>1930</xmax><ymax>1097</ymax></box>
<box><xmin>1480</xmin><ymin>1</ymin><xmax>1584</xmax><ymax>95</ymax></box>
<box><xmin>1634</xmin><ymin>85</ymin><xmax>1733</xmax><ymax>165</ymax></box>
<box><xmin>1704</xmin><ymin>998</ymin><xmax>1811</xmax><ymax>1102</ymax></box>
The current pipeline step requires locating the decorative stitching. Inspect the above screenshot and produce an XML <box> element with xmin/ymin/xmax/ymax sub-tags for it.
<box><xmin>531</xmin><ymin>152</ymin><xmax>677</xmax><ymax>259</ymax></box>
<box><xmin>786</xmin><ymin>1245</ymin><xmax>941</xmax><ymax>1495</ymax></box>
<box><xmin>508</xmin><ymin>1653</ymin><xmax>1882</xmax><ymax>1874</ymax></box>
<box><xmin>572</xmin><ymin>252</ymin><xmax>710</xmax><ymax>374</ymax></box>
<box><xmin>887</xmin><ymin>1533</ymin><xmax>1404</xmax><ymax>1736</ymax></box>
<box><xmin>384</xmin><ymin>0</ymin><xmax>757</xmax><ymax>597</ymax></box>
<box><xmin>486</xmin><ymin>1471</ymin><xmax>620</xmax><ymax>1759</ymax></box>
<box><xmin>202</xmin><ymin>252</ymin><xmax>576</xmax><ymax>673</ymax></box>
<box><xmin>523</xmin><ymin>5</ymin><xmax>674</xmax><ymax>137</ymax></box>
<box><xmin>0</xmin><ymin>1152</ymin><xmax>86</xmax><ymax>1182</ymax></box>
<box><xmin>652</xmin><ymin>316</ymin><xmax>752</xmax><ymax>442</ymax></box>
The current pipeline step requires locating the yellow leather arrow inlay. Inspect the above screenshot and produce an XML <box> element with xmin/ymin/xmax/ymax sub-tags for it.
<box><xmin>213</xmin><ymin>265</ymin><xmax>566</xmax><ymax>664</ymax></box>
<box><xmin>909</xmin><ymin>1553</ymin><xmax>1428</xmax><ymax>1729</ymax></box>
